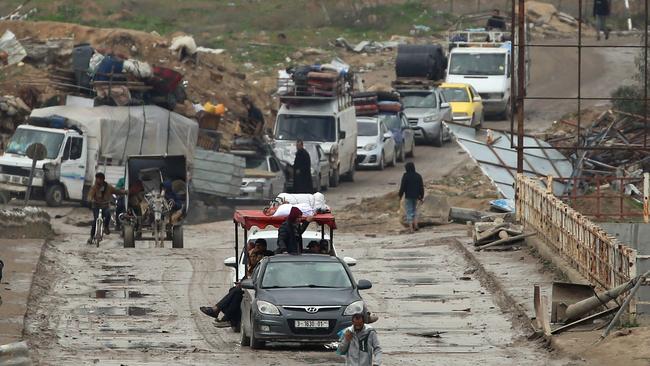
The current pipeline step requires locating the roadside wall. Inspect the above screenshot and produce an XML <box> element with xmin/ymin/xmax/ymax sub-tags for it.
<box><xmin>516</xmin><ymin>175</ymin><xmax>640</xmax><ymax>315</ymax></box>
<box><xmin>600</xmin><ymin>222</ymin><xmax>650</xmax><ymax>314</ymax></box>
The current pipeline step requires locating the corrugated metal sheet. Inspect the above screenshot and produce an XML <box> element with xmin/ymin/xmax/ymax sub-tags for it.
<box><xmin>447</xmin><ymin>123</ymin><xmax>573</xmax><ymax>199</ymax></box>
<box><xmin>0</xmin><ymin>30</ymin><xmax>27</xmax><ymax>65</ymax></box>
<box><xmin>191</xmin><ymin>149</ymin><xmax>244</xmax><ymax>197</ymax></box>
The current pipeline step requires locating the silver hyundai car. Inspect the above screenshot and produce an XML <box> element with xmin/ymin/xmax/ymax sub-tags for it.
<box><xmin>239</xmin><ymin>254</ymin><xmax>372</xmax><ymax>348</ymax></box>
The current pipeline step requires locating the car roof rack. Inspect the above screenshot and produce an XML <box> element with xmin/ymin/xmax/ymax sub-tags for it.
<box><xmin>277</xmin><ymin>77</ymin><xmax>353</xmax><ymax>111</ymax></box>
<box><xmin>392</xmin><ymin>78</ymin><xmax>442</xmax><ymax>91</ymax></box>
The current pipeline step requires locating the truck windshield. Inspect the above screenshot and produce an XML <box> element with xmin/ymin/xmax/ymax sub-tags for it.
<box><xmin>262</xmin><ymin>261</ymin><xmax>352</xmax><ymax>289</ymax></box>
<box><xmin>245</xmin><ymin>156</ymin><xmax>269</xmax><ymax>171</ymax></box>
<box><xmin>449</xmin><ymin>53</ymin><xmax>506</xmax><ymax>76</ymax></box>
<box><xmin>379</xmin><ymin>114</ymin><xmax>401</xmax><ymax>129</ymax></box>
<box><xmin>5</xmin><ymin>129</ymin><xmax>65</xmax><ymax>159</ymax></box>
<box><xmin>441</xmin><ymin>88</ymin><xmax>470</xmax><ymax>102</ymax></box>
<box><xmin>275</xmin><ymin>115</ymin><xmax>336</xmax><ymax>142</ymax></box>
<box><xmin>401</xmin><ymin>93</ymin><xmax>436</xmax><ymax>108</ymax></box>
<box><xmin>357</xmin><ymin>121</ymin><xmax>378</xmax><ymax>136</ymax></box>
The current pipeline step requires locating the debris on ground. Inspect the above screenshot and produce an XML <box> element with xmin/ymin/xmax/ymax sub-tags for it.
<box><xmin>472</xmin><ymin>219</ymin><xmax>533</xmax><ymax>251</ymax></box>
<box><xmin>334</xmin><ymin>37</ymin><xmax>402</xmax><ymax>53</ymax></box>
<box><xmin>525</xmin><ymin>1</ymin><xmax>595</xmax><ymax>38</ymax></box>
<box><xmin>0</xmin><ymin>95</ymin><xmax>31</xmax><ymax>149</ymax></box>
<box><xmin>0</xmin><ymin>207</ymin><xmax>53</xmax><ymax>239</ymax></box>
<box><xmin>0</xmin><ymin>29</ymin><xmax>26</xmax><ymax>65</ymax></box>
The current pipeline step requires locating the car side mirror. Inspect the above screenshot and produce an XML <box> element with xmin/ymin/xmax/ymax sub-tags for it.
<box><xmin>343</xmin><ymin>256</ymin><xmax>357</xmax><ymax>267</ymax></box>
<box><xmin>382</xmin><ymin>132</ymin><xmax>392</xmax><ymax>141</ymax></box>
<box><xmin>440</xmin><ymin>102</ymin><xmax>450</xmax><ymax>109</ymax></box>
<box><xmin>241</xmin><ymin>278</ymin><xmax>255</xmax><ymax>290</ymax></box>
<box><xmin>223</xmin><ymin>256</ymin><xmax>237</xmax><ymax>268</ymax></box>
<box><xmin>339</xmin><ymin>130</ymin><xmax>347</xmax><ymax>139</ymax></box>
<box><xmin>357</xmin><ymin>279</ymin><xmax>372</xmax><ymax>290</ymax></box>
<box><xmin>473</xmin><ymin>97</ymin><xmax>482</xmax><ymax>102</ymax></box>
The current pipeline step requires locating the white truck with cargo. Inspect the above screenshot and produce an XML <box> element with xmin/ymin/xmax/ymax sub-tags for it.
<box><xmin>445</xmin><ymin>29</ymin><xmax>530</xmax><ymax>119</ymax></box>
<box><xmin>273</xmin><ymin>62</ymin><xmax>358</xmax><ymax>187</ymax></box>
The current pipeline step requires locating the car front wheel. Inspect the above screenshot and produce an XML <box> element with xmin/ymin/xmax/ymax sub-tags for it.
<box><xmin>250</xmin><ymin>318</ymin><xmax>265</xmax><ymax>349</ymax></box>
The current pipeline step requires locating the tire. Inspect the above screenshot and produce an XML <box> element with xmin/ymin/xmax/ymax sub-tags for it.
<box><xmin>315</xmin><ymin>174</ymin><xmax>321</xmax><ymax>193</ymax></box>
<box><xmin>172</xmin><ymin>225</ymin><xmax>184</xmax><ymax>248</ymax></box>
<box><xmin>397</xmin><ymin>145</ymin><xmax>405</xmax><ymax>162</ymax></box>
<box><xmin>342</xmin><ymin>158</ymin><xmax>355</xmax><ymax>182</ymax></box>
<box><xmin>329</xmin><ymin>167</ymin><xmax>340</xmax><ymax>187</ymax></box>
<box><xmin>250</xmin><ymin>319</ymin><xmax>265</xmax><ymax>349</ymax></box>
<box><xmin>390</xmin><ymin>149</ymin><xmax>397</xmax><ymax>167</ymax></box>
<box><xmin>45</xmin><ymin>184</ymin><xmax>65</xmax><ymax>207</ymax></box>
<box><xmin>406</xmin><ymin>140</ymin><xmax>415</xmax><ymax>158</ymax></box>
<box><xmin>378</xmin><ymin>153</ymin><xmax>385</xmax><ymax>171</ymax></box>
<box><xmin>123</xmin><ymin>225</ymin><xmax>135</xmax><ymax>248</ymax></box>
<box><xmin>432</xmin><ymin>127</ymin><xmax>443</xmax><ymax>147</ymax></box>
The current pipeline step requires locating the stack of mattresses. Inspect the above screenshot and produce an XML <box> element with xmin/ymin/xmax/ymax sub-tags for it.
<box><xmin>353</xmin><ymin>91</ymin><xmax>402</xmax><ymax>116</ymax></box>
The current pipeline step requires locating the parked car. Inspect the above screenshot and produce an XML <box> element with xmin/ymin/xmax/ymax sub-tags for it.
<box><xmin>234</xmin><ymin>151</ymin><xmax>286</xmax><ymax>201</ymax></box>
<box><xmin>356</xmin><ymin>118</ymin><xmax>396</xmax><ymax>170</ymax></box>
<box><xmin>378</xmin><ymin>112</ymin><xmax>415</xmax><ymax>161</ymax></box>
<box><xmin>440</xmin><ymin>82</ymin><xmax>484</xmax><ymax>127</ymax></box>
<box><xmin>399</xmin><ymin>88</ymin><xmax>452</xmax><ymax>147</ymax></box>
<box><xmin>238</xmin><ymin>254</ymin><xmax>372</xmax><ymax>348</ymax></box>
<box><xmin>273</xmin><ymin>142</ymin><xmax>330</xmax><ymax>193</ymax></box>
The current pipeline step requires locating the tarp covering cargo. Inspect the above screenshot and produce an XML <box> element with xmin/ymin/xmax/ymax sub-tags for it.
<box><xmin>29</xmin><ymin>105</ymin><xmax>198</xmax><ymax>164</ymax></box>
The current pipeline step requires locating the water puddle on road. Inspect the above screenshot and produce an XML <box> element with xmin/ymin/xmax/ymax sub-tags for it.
<box><xmin>78</xmin><ymin>306</ymin><xmax>153</xmax><ymax>316</ymax></box>
<box><xmin>91</xmin><ymin>290</ymin><xmax>148</xmax><ymax>299</ymax></box>
<box><xmin>394</xmin><ymin>277</ymin><xmax>439</xmax><ymax>285</ymax></box>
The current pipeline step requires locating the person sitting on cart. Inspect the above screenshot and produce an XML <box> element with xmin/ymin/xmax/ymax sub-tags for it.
<box><xmin>277</xmin><ymin>206</ymin><xmax>314</xmax><ymax>254</ymax></box>
<box><xmin>200</xmin><ymin>239</ymin><xmax>272</xmax><ymax>328</ymax></box>
<box><xmin>87</xmin><ymin>172</ymin><xmax>125</xmax><ymax>244</ymax></box>
<box><xmin>306</xmin><ymin>241</ymin><xmax>321</xmax><ymax>254</ymax></box>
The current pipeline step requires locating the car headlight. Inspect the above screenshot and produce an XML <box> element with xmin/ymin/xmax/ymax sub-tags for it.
<box><xmin>343</xmin><ymin>300</ymin><xmax>365</xmax><ymax>316</ymax></box>
<box><xmin>363</xmin><ymin>143</ymin><xmax>377</xmax><ymax>151</ymax></box>
<box><xmin>257</xmin><ymin>300</ymin><xmax>280</xmax><ymax>315</ymax></box>
<box><xmin>423</xmin><ymin>115</ymin><xmax>437</xmax><ymax>122</ymax></box>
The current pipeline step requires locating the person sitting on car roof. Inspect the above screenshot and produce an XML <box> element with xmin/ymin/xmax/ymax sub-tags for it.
<box><xmin>277</xmin><ymin>207</ymin><xmax>313</xmax><ymax>254</ymax></box>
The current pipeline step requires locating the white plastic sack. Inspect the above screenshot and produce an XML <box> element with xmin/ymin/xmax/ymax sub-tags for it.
<box><xmin>123</xmin><ymin>59</ymin><xmax>153</xmax><ymax>79</ymax></box>
<box><xmin>87</xmin><ymin>52</ymin><xmax>104</xmax><ymax>76</ymax></box>
<box><xmin>278</xmin><ymin>193</ymin><xmax>315</xmax><ymax>207</ymax></box>
<box><xmin>272</xmin><ymin>203</ymin><xmax>316</xmax><ymax>217</ymax></box>
<box><xmin>169</xmin><ymin>35</ymin><xmax>197</xmax><ymax>54</ymax></box>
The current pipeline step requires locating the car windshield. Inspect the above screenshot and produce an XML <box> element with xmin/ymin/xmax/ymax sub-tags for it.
<box><xmin>262</xmin><ymin>261</ymin><xmax>352</xmax><ymax>288</ymax></box>
<box><xmin>449</xmin><ymin>53</ymin><xmax>506</xmax><ymax>76</ymax></box>
<box><xmin>275</xmin><ymin>115</ymin><xmax>336</xmax><ymax>142</ymax></box>
<box><xmin>5</xmin><ymin>129</ymin><xmax>65</xmax><ymax>159</ymax></box>
<box><xmin>245</xmin><ymin>156</ymin><xmax>268</xmax><ymax>170</ymax></box>
<box><xmin>441</xmin><ymin>87</ymin><xmax>470</xmax><ymax>102</ymax></box>
<box><xmin>357</xmin><ymin>121</ymin><xmax>378</xmax><ymax>136</ymax></box>
<box><xmin>401</xmin><ymin>93</ymin><xmax>436</xmax><ymax>108</ymax></box>
<box><xmin>379</xmin><ymin>114</ymin><xmax>401</xmax><ymax>129</ymax></box>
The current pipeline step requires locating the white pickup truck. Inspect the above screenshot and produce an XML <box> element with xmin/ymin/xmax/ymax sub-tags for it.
<box><xmin>0</xmin><ymin>105</ymin><xmax>197</xmax><ymax>206</ymax></box>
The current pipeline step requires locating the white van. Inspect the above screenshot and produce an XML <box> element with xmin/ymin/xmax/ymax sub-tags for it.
<box><xmin>274</xmin><ymin>100</ymin><xmax>357</xmax><ymax>187</ymax></box>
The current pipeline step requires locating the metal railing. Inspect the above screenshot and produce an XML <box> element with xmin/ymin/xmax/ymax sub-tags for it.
<box><xmin>516</xmin><ymin>175</ymin><xmax>637</xmax><ymax>309</ymax></box>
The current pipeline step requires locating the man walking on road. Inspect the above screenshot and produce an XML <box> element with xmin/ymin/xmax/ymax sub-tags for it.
<box><xmin>398</xmin><ymin>162</ymin><xmax>424</xmax><ymax>232</ymax></box>
<box><xmin>594</xmin><ymin>0</ymin><xmax>611</xmax><ymax>40</ymax></box>
<box><xmin>337</xmin><ymin>312</ymin><xmax>382</xmax><ymax>366</ymax></box>
<box><xmin>292</xmin><ymin>139</ymin><xmax>312</xmax><ymax>193</ymax></box>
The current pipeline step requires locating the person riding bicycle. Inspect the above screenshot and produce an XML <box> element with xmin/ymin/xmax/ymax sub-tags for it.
<box><xmin>87</xmin><ymin>172</ymin><xmax>125</xmax><ymax>244</ymax></box>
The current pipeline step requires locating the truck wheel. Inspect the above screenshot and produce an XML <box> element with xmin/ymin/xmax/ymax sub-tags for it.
<box><xmin>172</xmin><ymin>225</ymin><xmax>184</xmax><ymax>248</ymax></box>
<box><xmin>123</xmin><ymin>225</ymin><xmax>135</xmax><ymax>248</ymax></box>
<box><xmin>45</xmin><ymin>184</ymin><xmax>64</xmax><ymax>207</ymax></box>
<box><xmin>250</xmin><ymin>319</ymin><xmax>265</xmax><ymax>349</ymax></box>
<box><xmin>342</xmin><ymin>159</ymin><xmax>355</xmax><ymax>182</ymax></box>
<box><xmin>329</xmin><ymin>168</ymin><xmax>339</xmax><ymax>187</ymax></box>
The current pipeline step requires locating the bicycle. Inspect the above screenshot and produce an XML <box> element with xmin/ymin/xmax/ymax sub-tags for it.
<box><xmin>93</xmin><ymin>207</ymin><xmax>104</xmax><ymax>247</ymax></box>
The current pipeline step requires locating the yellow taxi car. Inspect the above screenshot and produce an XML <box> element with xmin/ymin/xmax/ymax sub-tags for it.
<box><xmin>439</xmin><ymin>83</ymin><xmax>484</xmax><ymax>128</ymax></box>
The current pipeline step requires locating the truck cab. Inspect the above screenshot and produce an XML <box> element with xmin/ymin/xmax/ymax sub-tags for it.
<box><xmin>0</xmin><ymin>124</ymin><xmax>87</xmax><ymax>206</ymax></box>
<box><xmin>446</xmin><ymin>46</ymin><xmax>511</xmax><ymax>118</ymax></box>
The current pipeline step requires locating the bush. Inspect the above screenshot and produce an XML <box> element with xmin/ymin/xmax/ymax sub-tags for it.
<box><xmin>611</xmin><ymin>85</ymin><xmax>645</xmax><ymax>115</ymax></box>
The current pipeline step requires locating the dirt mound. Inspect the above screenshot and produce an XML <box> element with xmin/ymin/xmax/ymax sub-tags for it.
<box><xmin>0</xmin><ymin>21</ymin><xmax>273</xmax><ymax>126</ymax></box>
<box><xmin>0</xmin><ymin>207</ymin><xmax>53</xmax><ymax>239</ymax></box>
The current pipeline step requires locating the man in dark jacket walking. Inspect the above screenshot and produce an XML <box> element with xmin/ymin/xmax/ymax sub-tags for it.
<box><xmin>277</xmin><ymin>207</ymin><xmax>312</xmax><ymax>254</ymax></box>
<box><xmin>292</xmin><ymin>139</ymin><xmax>312</xmax><ymax>193</ymax></box>
<box><xmin>594</xmin><ymin>0</ymin><xmax>611</xmax><ymax>40</ymax></box>
<box><xmin>398</xmin><ymin>162</ymin><xmax>424</xmax><ymax>232</ymax></box>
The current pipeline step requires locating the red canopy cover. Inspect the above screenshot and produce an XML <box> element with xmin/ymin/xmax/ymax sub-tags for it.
<box><xmin>233</xmin><ymin>210</ymin><xmax>337</xmax><ymax>230</ymax></box>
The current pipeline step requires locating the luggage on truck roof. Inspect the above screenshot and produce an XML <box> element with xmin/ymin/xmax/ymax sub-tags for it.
<box><xmin>395</xmin><ymin>44</ymin><xmax>447</xmax><ymax>81</ymax></box>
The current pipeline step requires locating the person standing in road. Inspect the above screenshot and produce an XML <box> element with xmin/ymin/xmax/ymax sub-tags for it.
<box><xmin>594</xmin><ymin>0</ymin><xmax>611</xmax><ymax>40</ymax></box>
<box><xmin>337</xmin><ymin>312</ymin><xmax>382</xmax><ymax>366</ymax></box>
<box><xmin>277</xmin><ymin>207</ymin><xmax>312</xmax><ymax>254</ymax></box>
<box><xmin>292</xmin><ymin>139</ymin><xmax>312</xmax><ymax>193</ymax></box>
<box><xmin>398</xmin><ymin>162</ymin><xmax>424</xmax><ymax>232</ymax></box>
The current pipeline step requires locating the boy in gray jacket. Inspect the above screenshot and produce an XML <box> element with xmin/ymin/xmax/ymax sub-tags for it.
<box><xmin>337</xmin><ymin>313</ymin><xmax>382</xmax><ymax>366</ymax></box>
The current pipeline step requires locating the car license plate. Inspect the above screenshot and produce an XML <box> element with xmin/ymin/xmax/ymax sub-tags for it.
<box><xmin>294</xmin><ymin>320</ymin><xmax>329</xmax><ymax>328</ymax></box>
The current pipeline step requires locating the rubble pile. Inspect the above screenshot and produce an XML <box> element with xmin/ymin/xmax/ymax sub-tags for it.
<box><xmin>0</xmin><ymin>21</ymin><xmax>273</xmax><ymax>151</ymax></box>
<box><xmin>0</xmin><ymin>207</ymin><xmax>53</xmax><ymax>239</ymax></box>
<box><xmin>0</xmin><ymin>95</ymin><xmax>30</xmax><ymax>149</ymax></box>
<box><xmin>525</xmin><ymin>1</ymin><xmax>594</xmax><ymax>37</ymax></box>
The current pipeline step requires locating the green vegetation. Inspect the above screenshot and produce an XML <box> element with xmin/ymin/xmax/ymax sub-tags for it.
<box><xmin>36</xmin><ymin>3</ymin><xmax>82</xmax><ymax>23</ymax></box>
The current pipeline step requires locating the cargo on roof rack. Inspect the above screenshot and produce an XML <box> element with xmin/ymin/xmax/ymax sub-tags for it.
<box><xmin>391</xmin><ymin>77</ymin><xmax>442</xmax><ymax>90</ymax></box>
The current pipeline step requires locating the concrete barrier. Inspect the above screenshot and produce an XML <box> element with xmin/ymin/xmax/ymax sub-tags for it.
<box><xmin>0</xmin><ymin>341</ymin><xmax>32</xmax><ymax>366</ymax></box>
